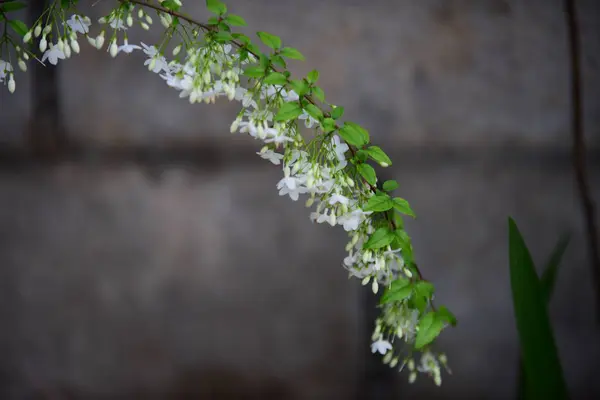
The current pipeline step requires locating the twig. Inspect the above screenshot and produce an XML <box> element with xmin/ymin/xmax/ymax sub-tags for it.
<box><xmin>564</xmin><ymin>0</ymin><xmax>600</xmax><ymax>321</ymax></box>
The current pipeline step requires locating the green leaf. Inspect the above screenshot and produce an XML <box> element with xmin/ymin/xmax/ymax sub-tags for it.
<box><xmin>271</xmin><ymin>55</ymin><xmax>287</xmax><ymax>68</ymax></box>
<box><xmin>247</xmin><ymin>43</ymin><xmax>261</xmax><ymax>55</ymax></box>
<box><xmin>8</xmin><ymin>20</ymin><xmax>28</xmax><ymax>36</ymax></box>
<box><xmin>363</xmin><ymin>194</ymin><xmax>394</xmax><ymax>212</ymax></box>
<box><xmin>1</xmin><ymin>1</ymin><xmax>26</xmax><ymax>12</ymax></box>
<box><xmin>354</xmin><ymin>150</ymin><xmax>368</xmax><ymax>163</ymax></box>
<box><xmin>394</xmin><ymin>229</ymin><xmax>413</xmax><ymax>264</ymax></box>
<box><xmin>218</xmin><ymin>22</ymin><xmax>231</xmax><ymax>32</ymax></box>
<box><xmin>231</xmin><ymin>33</ymin><xmax>250</xmax><ymax>44</ymax></box>
<box><xmin>392</xmin><ymin>197</ymin><xmax>415</xmax><ymax>218</ymax></box>
<box><xmin>508</xmin><ymin>217</ymin><xmax>568</xmax><ymax>400</ymax></box>
<box><xmin>339</xmin><ymin>122</ymin><xmax>367</xmax><ymax>147</ymax></box>
<box><xmin>304</xmin><ymin>104</ymin><xmax>323</xmax><ymax>121</ymax></box>
<box><xmin>380</xmin><ymin>279</ymin><xmax>413</xmax><ymax>304</ymax></box>
<box><xmin>321</xmin><ymin>118</ymin><xmax>336</xmax><ymax>133</ymax></box>
<box><xmin>280</xmin><ymin>46</ymin><xmax>305</xmax><ymax>60</ymax></box>
<box><xmin>213</xmin><ymin>31</ymin><xmax>233</xmax><ymax>43</ymax></box>
<box><xmin>259</xmin><ymin>53</ymin><xmax>270</xmax><ymax>69</ymax></box>
<box><xmin>363</xmin><ymin>227</ymin><xmax>395</xmax><ymax>250</ymax></box>
<box><xmin>289</xmin><ymin>79</ymin><xmax>309</xmax><ymax>96</ymax></box>
<box><xmin>331</xmin><ymin>106</ymin><xmax>344</xmax><ymax>120</ymax></box>
<box><xmin>366</xmin><ymin>146</ymin><xmax>392</xmax><ymax>166</ymax></box>
<box><xmin>263</xmin><ymin>72</ymin><xmax>288</xmax><ymax>85</ymax></box>
<box><xmin>307</xmin><ymin>69</ymin><xmax>319</xmax><ymax>84</ymax></box>
<box><xmin>415</xmin><ymin>312</ymin><xmax>445</xmax><ymax>349</ymax></box>
<box><xmin>162</xmin><ymin>0</ymin><xmax>182</xmax><ymax>11</ymax></box>
<box><xmin>206</xmin><ymin>0</ymin><xmax>227</xmax><ymax>14</ymax></box>
<box><xmin>357</xmin><ymin>163</ymin><xmax>377</xmax><ymax>186</ymax></box>
<box><xmin>275</xmin><ymin>102</ymin><xmax>303</xmax><ymax>121</ymax></box>
<box><xmin>312</xmin><ymin>86</ymin><xmax>325</xmax><ymax>102</ymax></box>
<box><xmin>383</xmin><ymin>180</ymin><xmax>399</xmax><ymax>191</ymax></box>
<box><xmin>257</xmin><ymin>31</ymin><xmax>281</xmax><ymax>49</ymax></box>
<box><xmin>207</xmin><ymin>16</ymin><xmax>219</xmax><ymax>25</ymax></box>
<box><xmin>437</xmin><ymin>306</ymin><xmax>458</xmax><ymax>327</ymax></box>
<box><xmin>225</xmin><ymin>14</ymin><xmax>246</xmax><ymax>26</ymax></box>
<box><xmin>243</xmin><ymin>66</ymin><xmax>266</xmax><ymax>78</ymax></box>
<box><xmin>344</xmin><ymin>121</ymin><xmax>370</xmax><ymax>144</ymax></box>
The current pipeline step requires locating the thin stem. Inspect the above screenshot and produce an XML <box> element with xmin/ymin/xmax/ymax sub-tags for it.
<box><xmin>564</xmin><ymin>0</ymin><xmax>600</xmax><ymax>321</ymax></box>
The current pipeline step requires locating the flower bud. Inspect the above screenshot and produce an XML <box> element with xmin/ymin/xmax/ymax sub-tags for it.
<box><xmin>95</xmin><ymin>33</ymin><xmax>105</xmax><ymax>49</ymax></box>
<box><xmin>8</xmin><ymin>75</ymin><xmax>15</xmax><ymax>93</ymax></box>
<box><xmin>109</xmin><ymin>41</ymin><xmax>118</xmax><ymax>57</ymax></box>
<box><xmin>145</xmin><ymin>15</ymin><xmax>153</xmax><ymax>24</ymax></box>
<box><xmin>361</xmin><ymin>276</ymin><xmax>370</xmax><ymax>286</ymax></box>
<box><xmin>408</xmin><ymin>359</ymin><xmax>415</xmax><ymax>371</ymax></box>
<box><xmin>39</xmin><ymin>37</ymin><xmax>47</xmax><ymax>52</ymax></box>
<box><xmin>42</xmin><ymin>25</ymin><xmax>52</xmax><ymax>35</ymax></box>
<box><xmin>70</xmin><ymin>39</ymin><xmax>80</xmax><ymax>54</ymax></box>
<box><xmin>138</xmin><ymin>9</ymin><xmax>144</xmax><ymax>19</ymax></box>
<box><xmin>126</xmin><ymin>15</ymin><xmax>133</xmax><ymax>27</ymax></box>
<box><xmin>57</xmin><ymin>39</ymin><xmax>64</xmax><ymax>53</ymax></box>
<box><xmin>98</xmin><ymin>17</ymin><xmax>107</xmax><ymax>24</ymax></box>
<box><xmin>18</xmin><ymin>59</ymin><xmax>27</xmax><ymax>72</ymax></box>
<box><xmin>34</xmin><ymin>25</ymin><xmax>42</xmax><ymax>37</ymax></box>
<box><xmin>87</xmin><ymin>36</ymin><xmax>97</xmax><ymax>48</ymax></box>
<box><xmin>141</xmin><ymin>22</ymin><xmax>150</xmax><ymax>31</ymax></box>
<box><xmin>64</xmin><ymin>43</ymin><xmax>72</xmax><ymax>58</ymax></box>
<box><xmin>383</xmin><ymin>352</ymin><xmax>393</xmax><ymax>364</ymax></box>
<box><xmin>371</xmin><ymin>280</ymin><xmax>379</xmax><ymax>294</ymax></box>
<box><xmin>305</xmin><ymin>197</ymin><xmax>314</xmax><ymax>208</ymax></box>
<box><xmin>23</xmin><ymin>52</ymin><xmax>29</xmax><ymax>61</ymax></box>
<box><xmin>23</xmin><ymin>31</ymin><xmax>32</xmax><ymax>43</ymax></box>
<box><xmin>172</xmin><ymin>44</ymin><xmax>181</xmax><ymax>56</ymax></box>
<box><xmin>408</xmin><ymin>372</ymin><xmax>417</xmax><ymax>384</ymax></box>
<box><xmin>380</xmin><ymin>162</ymin><xmax>389</xmax><ymax>167</ymax></box>
<box><xmin>390</xmin><ymin>357</ymin><xmax>399</xmax><ymax>368</ymax></box>
<box><xmin>329</xmin><ymin>212</ymin><xmax>336</xmax><ymax>226</ymax></box>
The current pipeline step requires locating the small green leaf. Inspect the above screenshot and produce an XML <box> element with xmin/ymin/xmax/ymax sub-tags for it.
<box><xmin>218</xmin><ymin>22</ymin><xmax>231</xmax><ymax>32</ymax></box>
<box><xmin>392</xmin><ymin>197</ymin><xmax>415</xmax><ymax>217</ymax></box>
<box><xmin>508</xmin><ymin>218</ymin><xmax>568</xmax><ymax>400</ymax></box>
<box><xmin>207</xmin><ymin>16</ymin><xmax>219</xmax><ymax>25</ymax></box>
<box><xmin>414</xmin><ymin>280</ymin><xmax>434</xmax><ymax>299</ymax></box>
<box><xmin>232</xmin><ymin>33</ymin><xmax>250</xmax><ymax>44</ymax></box>
<box><xmin>344</xmin><ymin>121</ymin><xmax>370</xmax><ymax>144</ymax></box>
<box><xmin>271</xmin><ymin>55</ymin><xmax>287</xmax><ymax>68</ymax></box>
<box><xmin>259</xmin><ymin>53</ymin><xmax>270</xmax><ymax>69</ymax></box>
<box><xmin>363</xmin><ymin>194</ymin><xmax>394</xmax><ymax>212</ymax></box>
<box><xmin>304</xmin><ymin>104</ymin><xmax>323</xmax><ymax>121</ymax></box>
<box><xmin>366</xmin><ymin>146</ymin><xmax>392</xmax><ymax>166</ymax></box>
<box><xmin>331</xmin><ymin>106</ymin><xmax>344</xmax><ymax>120</ymax></box>
<box><xmin>357</xmin><ymin>164</ymin><xmax>377</xmax><ymax>186</ymax></box>
<box><xmin>1</xmin><ymin>1</ymin><xmax>26</xmax><ymax>12</ymax></box>
<box><xmin>275</xmin><ymin>102</ymin><xmax>303</xmax><ymax>121</ymax></box>
<box><xmin>162</xmin><ymin>0</ymin><xmax>182</xmax><ymax>11</ymax></box>
<box><xmin>8</xmin><ymin>20</ymin><xmax>28</xmax><ymax>36</ymax></box>
<box><xmin>206</xmin><ymin>0</ymin><xmax>227</xmax><ymax>14</ymax></box>
<box><xmin>364</xmin><ymin>227</ymin><xmax>395</xmax><ymax>250</ymax></box>
<box><xmin>263</xmin><ymin>72</ymin><xmax>288</xmax><ymax>85</ymax></box>
<box><xmin>225</xmin><ymin>14</ymin><xmax>246</xmax><ymax>26</ymax></box>
<box><xmin>289</xmin><ymin>79</ymin><xmax>309</xmax><ymax>96</ymax></box>
<box><xmin>383</xmin><ymin>180</ymin><xmax>399</xmax><ymax>191</ymax></box>
<box><xmin>213</xmin><ymin>31</ymin><xmax>233</xmax><ymax>43</ymax></box>
<box><xmin>321</xmin><ymin>118</ymin><xmax>336</xmax><ymax>133</ymax></box>
<box><xmin>280</xmin><ymin>46</ymin><xmax>305</xmax><ymax>60</ymax></box>
<box><xmin>243</xmin><ymin>66</ymin><xmax>266</xmax><ymax>78</ymax></box>
<box><xmin>257</xmin><ymin>31</ymin><xmax>281</xmax><ymax>49</ymax></box>
<box><xmin>312</xmin><ymin>86</ymin><xmax>325</xmax><ymax>102</ymax></box>
<box><xmin>415</xmin><ymin>312</ymin><xmax>445</xmax><ymax>349</ymax></box>
<box><xmin>354</xmin><ymin>150</ymin><xmax>368</xmax><ymax>163</ymax></box>
<box><xmin>339</xmin><ymin>122</ymin><xmax>367</xmax><ymax>147</ymax></box>
<box><xmin>437</xmin><ymin>306</ymin><xmax>457</xmax><ymax>327</ymax></box>
<box><xmin>380</xmin><ymin>279</ymin><xmax>413</xmax><ymax>304</ymax></box>
<box><xmin>307</xmin><ymin>69</ymin><xmax>319</xmax><ymax>84</ymax></box>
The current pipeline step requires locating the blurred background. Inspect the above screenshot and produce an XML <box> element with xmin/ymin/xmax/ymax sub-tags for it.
<box><xmin>1</xmin><ymin>0</ymin><xmax>599</xmax><ymax>398</ymax></box>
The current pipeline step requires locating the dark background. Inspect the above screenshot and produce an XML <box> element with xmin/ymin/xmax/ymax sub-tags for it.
<box><xmin>0</xmin><ymin>0</ymin><xmax>599</xmax><ymax>398</ymax></box>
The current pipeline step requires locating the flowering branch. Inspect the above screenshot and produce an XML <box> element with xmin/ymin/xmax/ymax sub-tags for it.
<box><xmin>0</xmin><ymin>0</ymin><xmax>455</xmax><ymax>385</ymax></box>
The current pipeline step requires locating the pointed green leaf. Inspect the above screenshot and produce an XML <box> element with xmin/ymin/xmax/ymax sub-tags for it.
<box><xmin>312</xmin><ymin>86</ymin><xmax>325</xmax><ymax>102</ymax></box>
<box><xmin>225</xmin><ymin>14</ymin><xmax>246</xmax><ymax>26</ymax></box>
<box><xmin>243</xmin><ymin>66</ymin><xmax>266</xmax><ymax>78</ymax></box>
<box><xmin>508</xmin><ymin>218</ymin><xmax>568</xmax><ymax>400</ymax></box>
<box><xmin>415</xmin><ymin>312</ymin><xmax>445</xmax><ymax>349</ymax></box>
<box><xmin>331</xmin><ymin>106</ymin><xmax>344</xmax><ymax>120</ymax></box>
<box><xmin>392</xmin><ymin>197</ymin><xmax>415</xmax><ymax>218</ymax></box>
<box><xmin>437</xmin><ymin>306</ymin><xmax>457</xmax><ymax>327</ymax></box>
<box><xmin>357</xmin><ymin>164</ymin><xmax>376</xmax><ymax>186</ymax></box>
<box><xmin>257</xmin><ymin>31</ymin><xmax>281</xmax><ymax>49</ymax></box>
<box><xmin>366</xmin><ymin>146</ymin><xmax>392</xmax><ymax>166</ymax></box>
<box><xmin>383</xmin><ymin>180</ymin><xmax>399</xmax><ymax>192</ymax></box>
<box><xmin>363</xmin><ymin>227</ymin><xmax>394</xmax><ymax>250</ymax></box>
<box><xmin>275</xmin><ymin>102</ymin><xmax>302</xmax><ymax>121</ymax></box>
<box><xmin>206</xmin><ymin>0</ymin><xmax>227</xmax><ymax>14</ymax></box>
<box><xmin>339</xmin><ymin>122</ymin><xmax>368</xmax><ymax>147</ymax></box>
<box><xmin>363</xmin><ymin>194</ymin><xmax>394</xmax><ymax>212</ymax></box>
<box><xmin>289</xmin><ymin>79</ymin><xmax>309</xmax><ymax>96</ymax></box>
<box><xmin>307</xmin><ymin>69</ymin><xmax>319</xmax><ymax>84</ymax></box>
<box><xmin>280</xmin><ymin>46</ymin><xmax>305</xmax><ymax>60</ymax></box>
<box><xmin>380</xmin><ymin>279</ymin><xmax>413</xmax><ymax>304</ymax></box>
<box><xmin>1</xmin><ymin>1</ymin><xmax>26</xmax><ymax>12</ymax></box>
<box><xmin>263</xmin><ymin>72</ymin><xmax>288</xmax><ymax>85</ymax></box>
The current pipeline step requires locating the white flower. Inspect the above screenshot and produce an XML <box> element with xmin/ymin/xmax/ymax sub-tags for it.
<box><xmin>337</xmin><ymin>209</ymin><xmax>369</xmax><ymax>231</ymax></box>
<box><xmin>277</xmin><ymin>176</ymin><xmax>307</xmax><ymax>201</ymax></box>
<box><xmin>117</xmin><ymin>39</ymin><xmax>141</xmax><ymax>54</ymax></box>
<box><xmin>331</xmin><ymin>135</ymin><xmax>349</xmax><ymax>170</ymax></box>
<box><xmin>328</xmin><ymin>194</ymin><xmax>349</xmax><ymax>206</ymax></box>
<box><xmin>298</xmin><ymin>111</ymin><xmax>318</xmax><ymax>128</ymax></box>
<box><xmin>65</xmin><ymin>15</ymin><xmax>91</xmax><ymax>34</ymax></box>
<box><xmin>140</xmin><ymin>42</ymin><xmax>158</xmax><ymax>57</ymax></box>
<box><xmin>371</xmin><ymin>338</ymin><xmax>392</xmax><ymax>355</ymax></box>
<box><xmin>257</xmin><ymin>149</ymin><xmax>284</xmax><ymax>165</ymax></box>
<box><xmin>41</xmin><ymin>44</ymin><xmax>66</xmax><ymax>65</ymax></box>
<box><xmin>109</xmin><ymin>17</ymin><xmax>126</xmax><ymax>30</ymax></box>
<box><xmin>0</xmin><ymin>60</ymin><xmax>13</xmax><ymax>82</ymax></box>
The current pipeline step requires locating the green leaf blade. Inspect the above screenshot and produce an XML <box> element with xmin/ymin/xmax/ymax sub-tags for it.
<box><xmin>508</xmin><ymin>218</ymin><xmax>568</xmax><ymax>400</ymax></box>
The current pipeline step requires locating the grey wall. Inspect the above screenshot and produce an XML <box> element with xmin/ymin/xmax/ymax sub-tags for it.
<box><xmin>0</xmin><ymin>0</ymin><xmax>599</xmax><ymax>398</ymax></box>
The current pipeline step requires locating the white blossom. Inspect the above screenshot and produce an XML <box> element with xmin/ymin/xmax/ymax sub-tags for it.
<box><xmin>65</xmin><ymin>15</ymin><xmax>91</xmax><ymax>34</ymax></box>
<box><xmin>41</xmin><ymin>44</ymin><xmax>66</xmax><ymax>65</ymax></box>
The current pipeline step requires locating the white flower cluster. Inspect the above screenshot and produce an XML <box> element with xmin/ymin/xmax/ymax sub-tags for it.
<box><xmin>0</xmin><ymin>0</ymin><xmax>450</xmax><ymax>385</ymax></box>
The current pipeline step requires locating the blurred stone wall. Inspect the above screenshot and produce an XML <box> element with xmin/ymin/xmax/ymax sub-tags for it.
<box><xmin>0</xmin><ymin>0</ymin><xmax>599</xmax><ymax>398</ymax></box>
